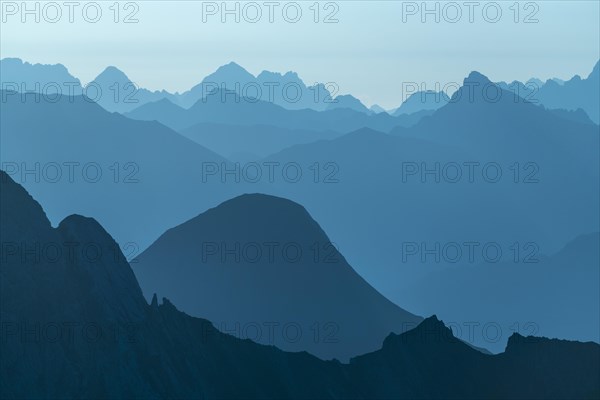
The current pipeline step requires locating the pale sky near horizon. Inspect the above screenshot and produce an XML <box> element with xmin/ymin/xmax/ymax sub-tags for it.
<box><xmin>1</xmin><ymin>0</ymin><xmax>598</xmax><ymax>108</ymax></box>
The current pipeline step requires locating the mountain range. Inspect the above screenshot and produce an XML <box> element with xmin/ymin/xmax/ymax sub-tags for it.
<box><xmin>2</xmin><ymin>170</ymin><xmax>599</xmax><ymax>399</ymax></box>
<box><xmin>133</xmin><ymin>193</ymin><xmax>422</xmax><ymax>361</ymax></box>
<box><xmin>2</xmin><ymin>65</ymin><xmax>598</xmax><ymax>357</ymax></box>
<box><xmin>3</xmin><ymin>58</ymin><xmax>598</xmax><ymax>123</ymax></box>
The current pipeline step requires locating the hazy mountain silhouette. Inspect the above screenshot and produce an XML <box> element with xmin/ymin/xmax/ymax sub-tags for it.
<box><xmin>2</xmin><ymin>171</ymin><xmax>599</xmax><ymax>399</ymax></box>
<box><xmin>253</xmin><ymin>71</ymin><xmax>598</xmax><ymax>344</ymax></box>
<box><xmin>88</xmin><ymin>66</ymin><xmax>178</xmax><ymax>113</ymax></box>
<box><xmin>133</xmin><ymin>193</ymin><xmax>422</xmax><ymax>361</ymax></box>
<box><xmin>325</xmin><ymin>94</ymin><xmax>371</xmax><ymax>114</ymax></box>
<box><xmin>401</xmin><ymin>232</ymin><xmax>600</xmax><ymax>352</ymax></box>
<box><xmin>393</xmin><ymin>90</ymin><xmax>450</xmax><ymax>116</ymax></box>
<box><xmin>126</xmin><ymin>90</ymin><xmax>421</xmax><ymax>133</ymax></box>
<box><xmin>179</xmin><ymin>122</ymin><xmax>344</xmax><ymax>160</ymax></box>
<box><xmin>176</xmin><ymin>62</ymin><xmax>335</xmax><ymax>111</ymax></box>
<box><xmin>3</xmin><ymin>64</ymin><xmax>599</xmax><ymax>365</ymax></box>
<box><xmin>178</xmin><ymin>61</ymin><xmax>256</xmax><ymax>108</ymax></box>
<box><xmin>0</xmin><ymin>58</ymin><xmax>82</xmax><ymax>94</ymax></box>
<box><xmin>369</xmin><ymin>104</ymin><xmax>387</xmax><ymax>114</ymax></box>
<box><xmin>1</xmin><ymin>58</ymin><xmax>338</xmax><ymax>113</ymax></box>
<box><xmin>536</xmin><ymin>60</ymin><xmax>600</xmax><ymax>123</ymax></box>
<box><xmin>0</xmin><ymin>90</ymin><xmax>244</xmax><ymax>252</ymax></box>
<box><xmin>497</xmin><ymin>60</ymin><xmax>599</xmax><ymax>123</ymax></box>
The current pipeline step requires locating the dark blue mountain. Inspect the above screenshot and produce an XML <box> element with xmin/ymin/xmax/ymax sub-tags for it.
<box><xmin>251</xmin><ymin>72</ymin><xmax>598</xmax><ymax>349</ymax></box>
<box><xmin>2</xmin><ymin>170</ymin><xmax>599</xmax><ymax>399</ymax></box>
<box><xmin>133</xmin><ymin>193</ymin><xmax>422</xmax><ymax>361</ymax></box>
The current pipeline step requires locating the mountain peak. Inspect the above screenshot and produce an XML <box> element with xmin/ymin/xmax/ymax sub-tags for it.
<box><xmin>381</xmin><ymin>314</ymin><xmax>458</xmax><ymax>349</ymax></box>
<box><xmin>207</xmin><ymin>193</ymin><xmax>310</xmax><ymax>220</ymax></box>
<box><xmin>215</xmin><ymin>61</ymin><xmax>252</xmax><ymax>75</ymax></box>
<box><xmin>464</xmin><ymin>71</ymin><xmax>493</xmax><ymax>86</ymax></box>
<box><xmin>94</xmin><ymin>66</ymin><xmax>131</xmax><ymax>83</ymax></box>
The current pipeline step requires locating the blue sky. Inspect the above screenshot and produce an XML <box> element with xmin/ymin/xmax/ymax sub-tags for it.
<box><xmin>1</xmin><ymin>1</ymin><xmax>598</xmax><ymax>108</ymax></box>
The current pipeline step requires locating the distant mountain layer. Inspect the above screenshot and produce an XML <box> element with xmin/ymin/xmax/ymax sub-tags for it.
<box><xmin>7</xmin><ymin>57</ymin><xmax>597</xmax><ymax>121</ymax></box>
<box><xmin>0</xmin><ymin>58</ymin><xmax>344</xmax><ymax>113</ymax></box>
<box><xmin>0</xmin><ymin>90</ymin><xmax>241</xmax><ymax>252</ymax></box>
<box><xmin>401</xmin><ymin>231</ymin><xmax>600</xmax><ymax>351</ymax></box>
<box><xmin>133</xmin><ymin>193</ymin><xmax>422</xmax><ymax>361</ymax></box>
<box><xmin>496</xmin><ymin>60</ymin><xmax>600</xmax><ymax>123</ymax></box>
<box><xmin>124</xmin><ymin>91</ymin><xmax>417</xmax><ymax>133</ymax></box>
<box><xmin>393</xmin><ymin>90</ymin><xmax>450</xmax><ymax>116</ymax></box>
<box><xmin>2</xmin><ymin>171</ymin><xmax>599</xmax><ymax>399</ymax></box>
<box><xmin>178</xmin><ymin>122</ymin><xmax>345</xmax><ymax>160</ymax></box>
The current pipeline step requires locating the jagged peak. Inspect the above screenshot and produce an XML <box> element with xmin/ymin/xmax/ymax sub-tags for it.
<box><xmin>464</xmin><ymin>71</ymin><xmax>493</xmax><ymax>86</ymax></box>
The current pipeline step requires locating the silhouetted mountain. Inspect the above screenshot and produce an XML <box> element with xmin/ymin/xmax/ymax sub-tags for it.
<box><xmin>547</xmin><ymin>107</ymin><xmax>596</xmax><ymax>125</ymax></box>
<box><xmin>2</xmin><ymin>171</ymin><xmax>599</xmax><ymax>399</ymax></box>
<box><xmin>536</xmin><ymin>60</ymin><xmax>599</xmax><ymax>123</ymax></box>
<box><xmin>255</xmin><ymin>72</ymin><xmax>598</xmax><ymax>344</ymax></box>
<box><xmin>401</xmin><ymin>232</ymin><xmax>600</xmax><ymax>352</ymax></box>
<box><xmin>1</xmin><ymin>58</ymin><xmax>337</xmax><ymax>113</ymax></box>
<box><xmin>126</xmin><ymin>90</ymin><xmax>420</xmax><ymax>133</ymax></box>
<box><xmin>326</xmin><ymin>94</ymin><xmax>371</xmax><ymax>114</ymax></box>
<box><xmin>0</xmin><ymin>90</ymin><xmax>242</xmax><ymax>252</ymax></box>
<box><xmin>0</xmin><ymin>170</ymin><xmax>348</xmax><ymax>398</ymax></box>
<box><xmin>350</xmin><ymin>315</ymin><xmax>600</xmax><ymax>399</ymax></box>
<box><xmin>88</xmin><ymin>66</ymin><xmax>177</xmax><ymax>113</ymax></box>
<box><xmin>497</xmin><ymin>60</ymin><xmax>599</xmax><ymax>123</ymax></box>
<box><xmin>0</xmin><ymin>57</ymin><xmax>82</xmax><ymax>94</ymax></box>
<box><xmin>393</xmin><ymin>90</ymin><xmax>450</xmax><ymax>116</ymax></box>
<box><xmin>133</xmin><ymin>193</ymin><xmax>421</xmax><ymax>361</ymax></box>
<box><xmin>369</xmin><ymin>104</ymin><xmax>387</xmax><ymax>114</ymax></box>
<box><xmin>177</xmin><ymin>63</ymin><xmax>335</xmax><ymax>111</ymax></box>
<box><xmin>179</xmin><ymin>122</ymin><xmax>344</xmax><ymax>160</ymax></box>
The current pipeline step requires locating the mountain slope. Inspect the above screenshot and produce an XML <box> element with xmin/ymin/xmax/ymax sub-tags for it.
<box><xmin>2</xmin><ymin>171</ymin><xmax>598</xmax><ymax>399</ymax></box>
<box><xmin>133</xmin><ymin>193</ymin><xmax>422</xmax><ymax>361</ymax></box>
<box><xmin>125</xmin><ymin>90</ymin><xmax>418</xmax><ymax>133</ymax></box>
<box><xmin>0</xmin><ymin>90</ymin><xmax>242</xmax><ymax>252</ymax></box>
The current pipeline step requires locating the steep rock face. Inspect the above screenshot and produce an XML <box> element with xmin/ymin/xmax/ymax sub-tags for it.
<box><xmin>0</xmin><ymin>170</ymin><xmax>153</xmax><ymax>398</ymax></box>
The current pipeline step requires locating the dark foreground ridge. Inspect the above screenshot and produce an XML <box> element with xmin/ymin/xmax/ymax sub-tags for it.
<box><xmin>1</xmin><ymin>170</ymin><xmax>599</xmax><ymax>399</ymax></box>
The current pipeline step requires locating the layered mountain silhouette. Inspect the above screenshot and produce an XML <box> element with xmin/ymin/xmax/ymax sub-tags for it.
<box><xmin>496</xmin><ymin>60</ymin><xmax>600</xmax><ymax>123</ymax></box>
<box><xmin>179</xmin><ymin>122</ymin><xmax>344</xmax><ymax>160</ymax></box>
<box><xmin>88</xmin><ymin>66</ymin><xmax>178</xmax><ymax>113</ymax></box>
<box><xmin>252</xmin><ymin>71</ymin><xmax>598</xmax><ymax>345</ymax></box>
<box><xmin>4</xmin><ymin>57</ymin><xmax>598</xmax><ymax>125</ymax></box>
<box><xmin>125</xmin><ymin>90</ymin><xmax>415</xmax><ymax>133</ymax></box>
<box><xmin>325</xmin><ymin>94</ymin><xmax>371</xmax><ymax>113</ymax></box>
<box><xmin>1</xmin><ymin>58</ymin><xmax>341</xmax><ymax>113</ymax></box>
<box><xmin>2</xmin><ymin>62</ymin><xmax>599</xmax><ymax>369</ymax></box>
<box><xmin>178</xmin><ymin>61</ymin><xmax>335</xmax><ymax>111</ymax></box>
<box><xmin>2</xmin><ymin>171</ymin><xmax>599</xmax><ymax>399</ymax></box>
<box><xmin>133</xmin><ymin>194</ymin><xmax>421</xmax><ymax>361</ymax></box>
<box><xmin>0</xmin><ymin>89</ymin><xmax>243</xmax><ymax>251</ymax></box>
<box><xmin>392</xmin><ymin>90</ymin><xmax>450</xmax><ymax>116</ymax></box>
<box><xmin>402</xmin><ymin>232</ymin><xmax>600</xmax><ymax>352</ymax></box>
<box><xmin>0</xmin><ymin>58</ymin><xmax>83</xmax><ymax>94</ymax></box>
